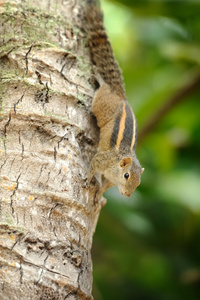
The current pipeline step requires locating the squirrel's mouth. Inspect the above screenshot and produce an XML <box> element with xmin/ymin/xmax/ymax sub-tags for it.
<box><xmin>119</xmin><ymin>186</ymin><xmax>137</xmax><ymax>197</ymax></box>
<box><xmin>120</xmin><ymin>190</ymin><xmax>132</xmax><ymax>197</ymax></box>
<box><xmin>124</xmin><ymin>192</ymin><xmax>131</xmax><ymax>197</ymax></box>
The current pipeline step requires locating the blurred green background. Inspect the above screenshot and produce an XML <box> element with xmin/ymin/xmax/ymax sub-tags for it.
<box><xmin>92</xmin><ymin>0</ymin><xmax>200</xmax><ymax>299</ymax></box>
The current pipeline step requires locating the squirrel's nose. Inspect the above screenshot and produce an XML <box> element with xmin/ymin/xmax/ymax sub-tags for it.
<box><xmin>123</xmin><ymin>191</ymin><xmax>132</xmax><ymax>197</ymax></box>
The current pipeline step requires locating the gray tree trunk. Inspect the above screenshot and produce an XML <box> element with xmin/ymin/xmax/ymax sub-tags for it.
<box><xmin>0</xmin><ymin>0</ymin><xmax>102</xmax><ymax>299</ymax></box>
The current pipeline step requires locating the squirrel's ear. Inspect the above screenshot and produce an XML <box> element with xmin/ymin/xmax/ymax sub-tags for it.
<box><xmin>119</xmin><ymin>157</ymin><xmax>132</xmax><ymax>168</ymax></box>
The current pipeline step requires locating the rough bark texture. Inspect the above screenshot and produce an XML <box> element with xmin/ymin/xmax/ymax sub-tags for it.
<box><xmin>0</xmin><ymin>0</ymin><xmax>102</xmax><ymax>299</ymax></box>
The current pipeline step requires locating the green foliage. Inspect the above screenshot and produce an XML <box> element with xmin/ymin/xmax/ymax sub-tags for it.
<box><xmin>92</xmin><ymin>0</ymin><xmax>200</xmax><ymax>299</ymax></box>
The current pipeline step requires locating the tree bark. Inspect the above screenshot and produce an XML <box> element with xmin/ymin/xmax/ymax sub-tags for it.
<box><xmin>0</xmin><ymin>0</ymin><xmax>102</xmax><ymax>299</ymax></box>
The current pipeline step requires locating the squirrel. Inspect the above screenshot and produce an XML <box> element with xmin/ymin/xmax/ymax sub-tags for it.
<box><xmin>84</xmin><ymin>0</ymin><xmax>144</xmax><ymax>199</ymax></box>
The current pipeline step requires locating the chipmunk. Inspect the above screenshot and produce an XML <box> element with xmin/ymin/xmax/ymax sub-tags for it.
<box><xmin>85</xmin><ymin>0</ymin><xmax>144</xmax><ymax>199</ymax></box>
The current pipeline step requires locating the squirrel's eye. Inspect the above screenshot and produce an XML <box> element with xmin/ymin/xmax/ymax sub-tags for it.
<box><xmin>124</xmin><ymin>173</ymin><xmax>129</xmax><ymax>180</ymax></box>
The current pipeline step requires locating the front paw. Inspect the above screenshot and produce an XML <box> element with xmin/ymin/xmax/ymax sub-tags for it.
<box><xmin>82</xmin><ymin>172</ymin><xmax>97</xmax><ymax>189</ymax></box>
<box><xmin>94</xmin><ymin>189</ymin><xmax>107</xmax><ymax>207</ymax></box>
<box><xmin>82</xmin><ymin>177</ymin><xmax>90</xmax><ymax>188</ymax></box>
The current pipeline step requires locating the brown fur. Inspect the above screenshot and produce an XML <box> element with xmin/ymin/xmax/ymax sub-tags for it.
<box><xmin>92</xmin><ymin>82</ymin><xmax>123</xmax><ymax>151</ymax></box>
<box><xmin>84</xmin><ymin>1</ymin><xmax>126</xmax><ymax>99</ymax></box>
<box><xmin>85</xmin><ymin>1</ymin><xmax>144</xmax><ymax>199</ymax></box>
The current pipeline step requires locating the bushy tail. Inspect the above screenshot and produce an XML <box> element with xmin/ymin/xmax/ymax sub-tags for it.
<box><xmin>84</xmin><ymin>0</ymin><xmax>126</xmax><ymax>99</ymax></box>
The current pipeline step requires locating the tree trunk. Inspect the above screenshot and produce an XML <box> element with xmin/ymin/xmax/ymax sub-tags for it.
<box><xmin>0</xmin><ymin>0</ymin><xmax>102</xmax><ymax>299</ymax></box>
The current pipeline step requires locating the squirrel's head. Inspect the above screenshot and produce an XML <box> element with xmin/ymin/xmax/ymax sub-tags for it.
<box><xmin>104</xmin><ymin>154</ymin><xmax>144</xmax><ymax>197</ymax></box>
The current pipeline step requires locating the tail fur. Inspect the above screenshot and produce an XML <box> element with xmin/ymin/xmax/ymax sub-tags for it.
<box><xmin>84</xmin><ymin>0</ymin><xmax>126</xmax><ymax>99</ymax></box>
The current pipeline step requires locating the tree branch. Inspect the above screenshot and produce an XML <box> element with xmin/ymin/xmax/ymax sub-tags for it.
<box><xmin>138</xmin><ymin>73</ymin><xmax>200</xmax><ymax>143</ymax></box>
